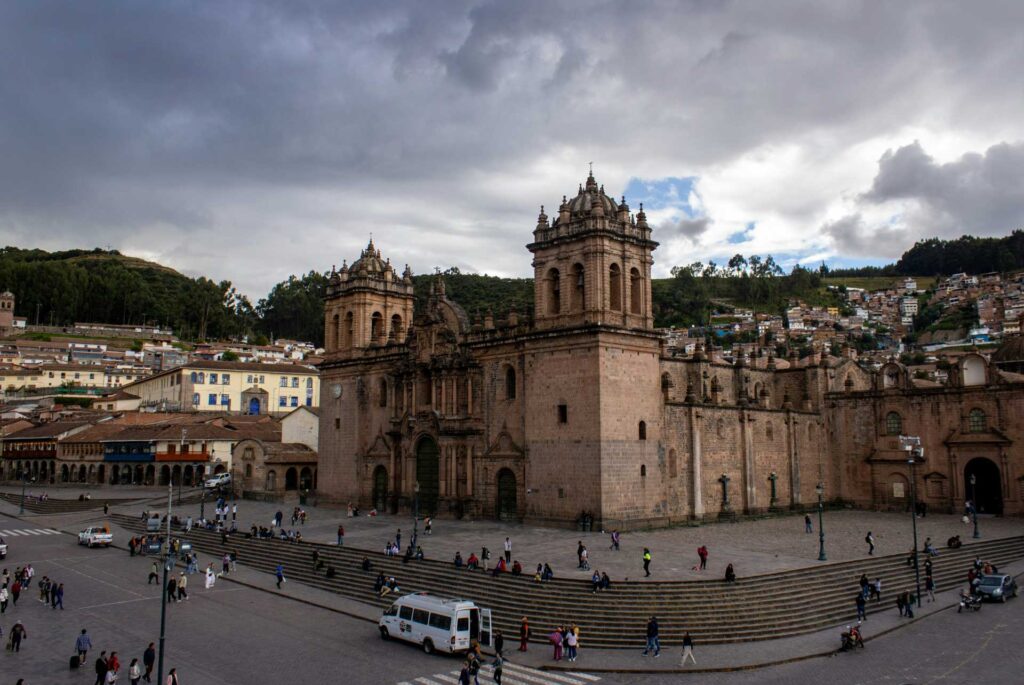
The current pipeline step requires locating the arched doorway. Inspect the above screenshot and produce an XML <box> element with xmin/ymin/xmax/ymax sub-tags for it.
<box><xmin>78</xmin><ymin>465</ymin><xmax>87</xmax><ymax>483</ymax></box>
<box><xmin>299</xmin><ymin>467</ymin><xmax>313</xmax><ymax>491</ymax></box>
<box><xmin>61</xmin><ymin>464</ymin><xmax>69</xmax><ymax>483</ymax></box>
<box><xmin>372</xmin><ymin>465</ymin><xmax>388</xmax><ymax>512</ymax></box>
<box><xmin>415</xmin><ymin>437</ymin><xmax>440</xmax><ymax>516</ymax></box>
<box><xmin>184</xmin><ymin>465</ymin><xmax>194</xmax><ymax>486</ymax></box>
<box><xmin>112</xmin><ymin>465</ymin><xmax>121</xmax><ymax>484</ymax></box>
<box><xmin>266</xmin><ymin>469</ymin><xmax>277</xmax><ymax>491</ymax></box>
<box><xmin>171</xmin><ymin>465</ymin><xmax>181</xmax><ymax>486</ymax></box>
<box><xmin>145</xmin><ymin>464</ymin><xmax>155</xmax><ymax>485</ymax></box>
<box><xmin>214</xmin><ymin>463</ymin><xmax>227</xmax><ymax>475</ymax></box>
<box><xmin>249</xmin><ymin>397</ymin><xmax>261</xmax><ymax>415</ymax></box>
<box><xmin>96</xmin><ymin>464</ymin><xmax>105</xmax><ymax>485</ymax></box>
<box><xmin>159</xmin><ymin>465</ymin><xmax>170</xmax><ymax>486</ymax></box>
<box><xmin>285</xmin><ymin>467</ymin><xmax>298</xmax><ymax>491</ymax></box>
<box><xmin>965</xmin><ymin>457</ymin><xmax>1003</xmax><ymax>515</ymax></box>
<box><xmin>134</xmin><ymin>465</ymin><xmax>144</xmax><ymax>485</ymax></box>
<box><xmin>496</xmin><ymin>468</ymin><xmax>517</xmax><ymax>521</ymax></box>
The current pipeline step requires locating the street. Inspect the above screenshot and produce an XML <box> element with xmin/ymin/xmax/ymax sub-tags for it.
<box><xmin>3</xmin><ymin>516</ymin><xmax>1022</xmax><ymax>685</ymax></box>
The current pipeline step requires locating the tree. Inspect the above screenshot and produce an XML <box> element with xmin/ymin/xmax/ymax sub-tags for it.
<box><xmin>221</xmin><ymin>350</ymin><xmax>240</xmax><ymax>362</ymax></box>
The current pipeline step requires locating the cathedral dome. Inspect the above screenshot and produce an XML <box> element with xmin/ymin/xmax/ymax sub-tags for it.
<box><xmin>350</xmin><ymin>239</ymin><xmax>389</xmax><ymax>276</ymax></box>
<box><xmin>557</xmin><ymin>170</ymin><xmax>621</xmax><ymax>223</ymax></box>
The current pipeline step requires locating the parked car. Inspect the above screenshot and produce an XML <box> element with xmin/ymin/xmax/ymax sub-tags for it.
<box><xmin>379</xmin><ymin>593</ymin><xmax>492</xmax><ymax>655</ymax></box>
<box><xmin>975</xmin><ymin>574</ymin><xmax>1019</xmax><ymax>603</ymax></box>
<box><xmin>204</xmin><ymin>473</ymin><xmax>231</xmax><ymax>489</ymax></box>
<box><xmin>78</xmin><ymin>525</ymin><xmax>113</xmax><ymax>548</ymax></box>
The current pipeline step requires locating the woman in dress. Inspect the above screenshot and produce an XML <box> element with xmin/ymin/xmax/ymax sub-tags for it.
<box><xmin>205</xmin><ymin>563</ymin><xmax>216</xmax><ymax>590</ymax></box>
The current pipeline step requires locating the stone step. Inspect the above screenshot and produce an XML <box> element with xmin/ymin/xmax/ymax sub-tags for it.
<box><xmin>112</xmin><ymin>514</ymin><xmax>1021</xmax><ymax>646</ymax></box>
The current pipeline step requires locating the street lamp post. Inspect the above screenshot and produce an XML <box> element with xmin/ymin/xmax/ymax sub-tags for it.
<box><xmin>157</xmin><ymin>473</ymin><xmax>173</xmax><ymax>684</ymax></box>
<box><xmin>970</xmin><ymin>473</ymin><xmax>980</xmax><ymax>539</ymax></box>
<box><xmin>177</xmin><ymin>429</ymin><xmax>187</xmax><ymax>505</ymax></box>
<box><xmin>19</xmin><ymin>473</ymin><xmax>33</xmax><ymax>515</ymax></box>
<box><xmin>900</xmin><ymin>435</ymin><xmax>924</xmax><ymax>610</ymax></box>
<box><xmin>411</xmin><ymin>481</ymin><xmax>420</xmax><ymax>553</ymax></box>
<box><xmin>816</xmin><ymin>482</ymin><xmax>827</xmax><ymax>561</ymax></box>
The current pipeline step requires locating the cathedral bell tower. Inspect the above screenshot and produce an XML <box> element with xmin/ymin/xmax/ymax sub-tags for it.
<box><xmin>323</xmin><ymin>239</ymin><xmax>415</xmax><ymax>358</ymax></box>
<box><xmin>527</xmin><ymin>169</ymin><xmax>657</xmax><ymax>330</ymax></box>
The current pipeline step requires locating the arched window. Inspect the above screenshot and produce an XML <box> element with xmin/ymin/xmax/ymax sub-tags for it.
<box><xmin>968</xmin><ymin>408</ymin><xmax>987</xmax><ymax>433</ymax></box>
<box><xmin>640</xmin><ymin>464</ymin><xmax>647</xmax><ymax>478</ymax></box>
<box><xmin>379</xmin><ymin>378</ymin><xmax>388</xmax><ymax>407</ymax></box>
<box><xmin>331</xmin><ymin>313</ymin><xmax>340</xmax><ymax>350</ymax></box>
<box><xmin>266</xmin><ymin>470</ymin><xmax>277</xmax><ymax>490</ymax></box>
<box><xmin>885</xmin><ymin>411</ymin><xmax>903</xmax><ymax>436</ymax></box>
<box><xmin>370</xmin><ymin>312</ymin><xmax>383</xmax><ymax>343</ymax></box>
<box><xmin>390</xmin><ymin>314</ymin><xmax>403</xmax><ymax>341</ymax></box>
<box><xmin>505</xmin><ymin>366</ymin><xmax>516</xmax><ymax>400</ymax></box>
<box><xmin>571</xmin><ymin>263</ymin><xmax>585</xmax><ymax>311</ymax></box>
<box><xmin>609</xmin><ymin>263</ymin><xmax>622</xmax><ymax>311</ymax></box>
<box><xmin>766</xmin><ymin>422</ymin><xmax>774</xmax><ymax>442</ymax></box>
<box><xmin>197</xmin><ymin>372</ymin><xmax>205</xmax><ymax>384</ymax></box>
<box><xmin>190</xmin><ymin>371</ymin><xmax>198</xmax><ymax>383</ymax></box>
<box><xmin>638</xmin><ymin>420</ymin><xmax>647</xmax><ymax>440</ymax></box>
<box><xmin>630</xmin><ymin>267</ymin><xmax>642</xmax><ymax>314</ymax></box>
<box><xmin>546</xmin><ymin>268</ymin><xmax>561</xmax><ymax>315</ymax></box>
<box><xmin>343</xmin><ymin>312</ymin><xmax>354</xmax><ymax>349</ymax></box>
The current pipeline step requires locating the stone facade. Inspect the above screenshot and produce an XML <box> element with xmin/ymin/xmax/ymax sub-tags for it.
<box><xmin>316</xmin><ymin>171</ymin><xmax>1024</xmax><ymax>528</ymax></box>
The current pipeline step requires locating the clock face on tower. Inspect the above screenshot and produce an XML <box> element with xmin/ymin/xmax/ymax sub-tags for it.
<box><xmin>331</xmin><ymin>383</ymin><xmax>342</xmax><ymax>399</ymax></box>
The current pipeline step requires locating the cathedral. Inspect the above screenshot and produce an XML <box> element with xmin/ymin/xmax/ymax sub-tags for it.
<box><xmin>316</xmin><ymin>171</ymin><xmax>1024</xmax><ymax>528</ymax></box>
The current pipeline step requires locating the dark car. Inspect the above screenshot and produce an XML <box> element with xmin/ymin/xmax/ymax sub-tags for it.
<box><xmin>975</xmin><ymin>574</ymin><xmax>1019</xmax><ymax>603</ymax></box>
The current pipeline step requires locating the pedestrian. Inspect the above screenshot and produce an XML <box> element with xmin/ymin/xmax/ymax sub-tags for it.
<box><xmin>896</xmin><ymin>592</ymin><xmax>905</xmax><ymax>617</ymax></box>
<box><xmin>577</xmin><ymin>540</ymin><xmax>584</xmax><ymax>567</ymax></box>
<box><xmin>697</xmin><ymin>545</ymin><xmax>708</xmax><ymax>571</ymax></box>
<box><xmin>865</xmin><ymin>531</ymin><xmax>875</xmax><ymax>555</ymax></box>
<box><xmin>566</xmin><ymin>626</ymin><xmax>578</xmax><ymax>662</ymax></box>
<box><xmin>551</xmin><ymin>625</ymin><xmax>563</xmax><ymax>661</ymax></box>
<box><xmin>95</xmin><ymin>651</ymin><xmax>109</xmax><ymax>685</ymax></box>
<box><xmin>395</xmin><ymin>529</ymin><xmax>401</xmax><ymax>551</ymax></box>
<box><xmin>143</xmin><ymin>643</ymin><xmax>156</xmax><ymax>683</ymax></box>
<box><xmin>491</xmin><ymin>653</ymin><xmax>504</xmax><ymax>685</ymax></box>
<box><xmin>458</xmin><ymin>662</ymin><xmax>471</xmax><ymax>685</ymax></box>
<box><xmin>7</xmin><ymin>619</ymin><xmax>25</xmax><ymax>651</ymax></box>
<box><xmin>53</xmin><ymin>582</ymin><xmax>64</xmax><ymax>610</ymax></box>
<box><xmin>642</xmin><ymin>616</ymin><xmax>660</xmax><ymax>657</ymax></box>
<box><xmin>609</xmin><ymin>529</ymin><xmax>620</xmax><ymax>551</ymax></box>
<box><xmin>232</xmin><ymin>503</ymin><xmax>237</xmax><ymax>521</ymax></box>
<box><xmin>11</xmin><ymin>578</ymin><xmax>20</xmax><ymax>605</ymax></box>
<box><xmin>855</xmin><ymin>592</ymin><xmax>867</xmax><ymax>621</ymax></box>
<box><xmin>725</xmin><ymin>563</ymin><xmax>736</xmax><ymax>583</ymax></box>
<box><xmin>906</xmin><ymin>591</ymin><xmax>916</xmax><ymax>618</ymax></box>
<box><xmin>425</xmin><ymin>517</ymin><xmax>432</xmax><ymax>535</ymax></box>
<box><xmin>204</xmin><ymin>564</ymin><xmax>216</xmax><ymax>590</ymax></box>
<box><xmin>504</xmin><ymin>537</ymin><xmax>512</xmax><ymax>564</ymax></box>
<box><xmin>0</xmin><ymin>584</ymin><xmax>8</xmax><ymax>614</ymax></box>
<box><xmin>679</xmin><ymin>631</ymin><xmax>696</xmax><ymax>665</ymax></box>
<box><xmin>177</xmin><ymin>573</ymin><xmax>188</xmax><ymax>601</ymax></box>
<box><xmin>274</xmin><ymin>510</ymin><xmax>283</xmax><ymax>527</ymax></box>
<box><xmin>104</xmin><ymin>502</ymin><xmax>109</xmax><ymax>515</ymax></box>
<box><xmin>129</xmin><ymin>658</ymin><xmax>142</xmax><ymax>685</ymax></box>
<box><xmin>804</xmin><ymin>514</ymin><xmax>813</xmax><ymax>533</ymax></box>
<box><xmin>276</xmin><ymin>564</ymin><xmax>285</xmax><ymax>589</ymax></box>
<box><xmin>519</xmin><ymin>616</ymin><xmax>530</xmax><ymax>651</ymax></box>
<box><xmin>871</xmin><ymin>577</ymin><xmax>882</xmax><ymax>602</ymax></box>
<box><xmin>643</xmin><ymin>548</ymin><xmax>652</xmax><ymax>577</ymax></box>
<box><xmin>75</xmin><ymin>628</ymin><xmax>92</xmax><ymax>662</ymax></box>
<box><xmin>148</xmin><ymin>562</ymin><xmax>159</xmax><ymax>585</ymax></box>
<box><xmin>166</xmin><ymin>576</ymin><xmax>178</xmax><ymax>604</ymax></box>
<box><xmin>109</xmin><ymin>651</ymin><xmax>121</xmax><ymax>674</ymax></box>
<box><xmin>925</xmin><ymin>575</ymin><xmax>936</xmax><ymax>603</ymax></box>
<box><xmin>859</xmin><ymin>573</ymin><xmax>870</xmax><ymax>598</ymax></box>
<box><xmin>165</xmin><ymin>667</ymin><xmax>179</xmax><ymax>685</ymax></box>
<box><xmin>337</xmin><ymin>524</ymin><xmax>344</xmax><ymax>546</ymax></box>
<box><xmin>494</xmin><ymin>629</ymin><xmax>504</xmax><ymax>658</ymax></box>
<box><xmin>222</xmin><ymin>553</ymin><xmax>230</xmax><ymax>575</ymax></box>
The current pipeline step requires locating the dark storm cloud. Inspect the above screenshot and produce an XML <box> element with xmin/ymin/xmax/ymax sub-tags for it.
<box><xmin>861</xmin><ymin>141</ymin><xmax>1024</xmax><ymax>236</ymax></box>
<box><xmin>821</xmin><ymin>214</ymin><xmax>909</xmax><ymax>259</ymax></box>
<box><xmin>1</xmin><ymin>1</ymin><xmax>1023</xmax><ymax>295</ymax></box>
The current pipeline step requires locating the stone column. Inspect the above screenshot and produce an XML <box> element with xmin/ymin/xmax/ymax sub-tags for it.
<box><xmin>690</xmin><ymin>406</ymin><xmax>704</xmax><ymax>519</ymax></box>
<box><xmin>741</xmin><ymin>411</ymin><xmax>756</xmax><ymax>512</ymax></box>
<box><xmin>787</xmin><ymin>412</ymin><xmax>801</xmax><ymax>506</ymax></box>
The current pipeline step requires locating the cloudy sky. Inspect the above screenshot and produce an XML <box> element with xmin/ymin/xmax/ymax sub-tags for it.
<box><xmin>2</xmin><ymin>1</ymin><xmax>1023</xmax><ymax>298</ymax></box>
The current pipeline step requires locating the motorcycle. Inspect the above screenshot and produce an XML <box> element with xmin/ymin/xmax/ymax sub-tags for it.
<box><xmin>958</xmin><ymin>593</ymin><xmax>983</xmax><ymax>613</ymax></box>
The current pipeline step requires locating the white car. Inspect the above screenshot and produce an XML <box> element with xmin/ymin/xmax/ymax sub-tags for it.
<box><xmin>78</xmin><ymin>526</ymin><xmax>113</xmax><ymax>548</ymax></box>
<box><xmin>379</xmin><ymin>594</ymin><xmax>491</xmax><ymax>654</ymax></box>
<box><xmin>204</xmin><ymin>473</ymin><xmax>231</xmax><ymax>489</ymax></box>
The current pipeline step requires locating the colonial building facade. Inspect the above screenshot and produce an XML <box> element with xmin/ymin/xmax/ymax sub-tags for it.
<box><xmin>316</xmin><ymin>172</ymin><xmax>1024</xmax><ymax>528</ymax></box>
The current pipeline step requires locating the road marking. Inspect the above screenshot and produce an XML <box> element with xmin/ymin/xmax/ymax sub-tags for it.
<box><xmin>0</xmin><ymin>528</ymin><xmax>58</xmax><ymax>536</ymax></box>
<box><xmin>398</xmin><ymin>663</ymin><xmax>599</xmax><ymax>685</ymax></box>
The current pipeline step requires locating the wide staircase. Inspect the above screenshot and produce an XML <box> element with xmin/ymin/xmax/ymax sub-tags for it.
<box><xmin>0</xmin><ymin>493</ymin><xmax>141</xmax><ymax>515</ymax></box>
<box><xmin>110</xmin><ymin>513</ymin><xmax>1024</xmax><ymax>648</ymax></box>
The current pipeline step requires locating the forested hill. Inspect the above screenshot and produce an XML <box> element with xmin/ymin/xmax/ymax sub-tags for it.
<box><xmin>4</xmin><ymin>231</ymin><xmax>1023</xmax><ymax>345</ymax></box>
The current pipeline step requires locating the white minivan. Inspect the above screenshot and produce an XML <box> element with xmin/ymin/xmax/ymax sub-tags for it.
<box><xmin>379</xmin><ymin>593</ymin><xmax>492</xmax><ymax>654</ymax></box>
